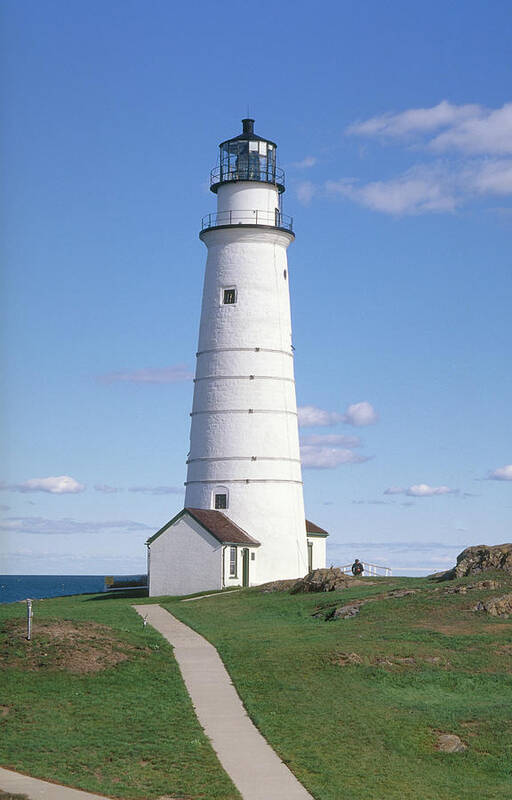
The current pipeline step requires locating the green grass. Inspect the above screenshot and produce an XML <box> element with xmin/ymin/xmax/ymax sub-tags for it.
<box><xmin>164</xmin><ymin>574</ymin><xmax>512</xmax><ymax>800</ymax></box>
<box><xmin>0</xmin><ymin>593</ymin><xmax>240</xmax><ymax>800</ymax></box>
<box><xmin>2</xmin><ymin>576</ymin><xmax>511</xmax><ymax>800</ymax></box>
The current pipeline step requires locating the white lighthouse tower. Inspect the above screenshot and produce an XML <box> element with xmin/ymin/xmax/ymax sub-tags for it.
<box><xmin>147</xmin><ymin>119</ymin><xmax>328</xmax><ymax>596</ymax></box>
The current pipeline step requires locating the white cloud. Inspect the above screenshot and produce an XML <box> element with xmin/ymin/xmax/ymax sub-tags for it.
<box><xmin>296</xmin><ymin>181</ymin><xmax>317</xmax><ymax>206</ymax></box>
<box><xmin>384</xmin><ymin>483</ymin><xmax>458</xmax><ymax>497</ymax></box>
<box><xmin>298</xmin><ymin>402</ymin><xmax>378</xmax><ymax>428</ymax></box>
<box><xmin>334</xmin><ymin>102</ymin><xmax>512</xmax><ymax>216</ymax></box>
<box><xmin>347</xmin><ymin>101</ymin><xmax>512</xmax><ymax>156</ymax></box>
<box><xmin>327</xmin><ymin>164</ymin><xmax>457</xmax><ymax>215</ymax></box>
<box><xmin>301</xmin><ymin>433</ymin><xmax>362</xmax><ymax>448</ymax></box>
<box><xmin>0</xmin><ymin>516</ymin><xmax>151</xmax><ymax>535</ymax></box>
<box><xmin>298</xmin><ymin>405</ymin><xmax>343</xmax><ymax>427</ymax></box>
<box><xmin>346</xmin><ymin>100</ymin><xmax>481</xmax><ymax>139</ymax></box>
<box><xmin>342</xmin><ymin>401</ymin><xmax>379</xmax><ymax>427</ymax></box>
<box><xmin>0</xmin><ymin>476</ymin><xmax>85</xmax><ymax>494</ymax></box>
<box><xmin>128</xmin><ymin>485</ymin><xmax>184</xmax><ymax>495</ymax></box>
<box><xmin>487</xmin><ymin>464</ymin><xmax>512</xmax><ymax>481</ymax></box>
<box><xmin>471</xmin><ymin>159</ymin><xmax>512</xmax><ymax>195</ymax></box>
<box><xmin>301</xmin><ymin>445</ymin><xmax>369</xmax><ymax>469</ymax></box>
<box><xmin>291</xmin><ymin>156</ymin><xmax>317</xmax><ymax>169</ymax></box>
<box><xmin>94</xmin><ymin>484</ymin><xmax>123</xmax><ymax>493</ymax></box>
<box><xmin>99</xmin><ymin>364</ymin><xmax>193</xmax><ymax>384</ymax></box>
<box><xmin>430</xmin><ymin>103</ymin><xmax>512</xmax><ymax>155</ymax></box>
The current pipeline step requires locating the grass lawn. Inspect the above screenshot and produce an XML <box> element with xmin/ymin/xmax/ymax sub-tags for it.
<box><xmin>0</xmin><ymin>593</ymin><xmax>240</xmax><ymax>800</ymax></box>
<box><xmin>1</xmin><ymin>575</ymin><xmax>511</xmax><ymax>800</ymax></box>
<box><xmin>165</xmin><ymin>574</ymin><xmax>512</xmax><ymax>800</ymax></box>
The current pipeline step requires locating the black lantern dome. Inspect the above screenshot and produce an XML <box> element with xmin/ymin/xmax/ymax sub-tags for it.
<box><xmin>210</xmin><ymin>119</ymin><xmax>285</xmax><ymax>194</ymax></box>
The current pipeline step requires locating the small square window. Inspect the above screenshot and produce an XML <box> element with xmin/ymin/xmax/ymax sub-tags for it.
<box><xmin>223</xmin><ymin>288</ymin><xmax>236</xmax><ymax>305</ymax></box>
<box><xmin>215</xmin><ymin>493</ymin><xmax>227</xmax><ymax>509</ymax></box>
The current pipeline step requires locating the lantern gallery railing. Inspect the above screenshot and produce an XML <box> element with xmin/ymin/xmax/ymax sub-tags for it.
<box><xmin>201</xmin><ymin>209</ymin><xmax>293</xmax><ymax>232</ymax></box>
<box><xmin>210</xmin><ymin>164</ymin><xmax>286</xmax><ymax>192</ymax></box>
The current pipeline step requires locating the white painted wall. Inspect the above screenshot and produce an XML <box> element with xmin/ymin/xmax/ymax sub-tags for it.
<box><xmin>185</xmin><ymin>178</ymin><xmax>308</xmax><ymax>584</ymax></box>
<box><xmin>148</xmin><ymin>514</ymin><xmax>222</xmax><ymax>596</ymax></box>
<box><xmin>307</xmin><ymin>537</ymin><xmax>327</xmax><ymax>570</ymax></box>
<box><xmin>222</xmin><ymin>544</ymin><xmax>259</xmax><ymax>586</ymax></box>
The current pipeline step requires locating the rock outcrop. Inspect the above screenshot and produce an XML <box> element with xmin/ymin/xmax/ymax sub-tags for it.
<box><xmin>472</xmin><ymin>593</ymin><xmax>512</xmax><ymax>618</ymax></box>
<box><xmin>436</xmin><ymin>733</ymin><xmax>467</xmax><ymax>753</ymax></box>
<box><xmin>429</xmin><ymin>544</ymin><xmax>512</xmax><ymax>581</ymax></box>
<box><xmin>290</xmin><ymin>568</ymin><xmax>355</xmax><ymax>593</ymax></box>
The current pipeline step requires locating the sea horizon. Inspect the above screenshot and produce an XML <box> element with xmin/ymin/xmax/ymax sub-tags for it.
<box><xmin>0</xmin><ymin>574</ymin><xmax>147</xmax><ymax>604</ymax></box>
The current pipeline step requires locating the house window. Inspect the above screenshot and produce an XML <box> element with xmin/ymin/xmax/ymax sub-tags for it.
<box><xmin>229</xmin><ymin>546</ymin><xmax>237</xmax><ymax>577</ymax></box>
<box><xmin>223</xmin><ymin>288</ymin><xmax>237</xmax><ymax>305</ymax></box>
<box><xmin>215</xmin><ymin>493</ymin><xmax>227</xmax><ymax>509</ymax></box>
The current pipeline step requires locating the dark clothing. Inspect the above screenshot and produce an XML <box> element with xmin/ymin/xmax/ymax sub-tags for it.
<box><xmin>351</xmin><ymin>561</ymin><xmax>364</xmax><ymax>576</ymax></box>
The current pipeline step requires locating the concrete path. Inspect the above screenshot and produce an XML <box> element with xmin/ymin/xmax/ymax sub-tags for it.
<box><xmin>133</xmin><ymin>604</ymin><xmax>313</xmax><ymax>800</ymax></box>
<box><xmin>0</xmin><ymin>766</ymin><xmax>111</xmax><ymax>799</ymax></box>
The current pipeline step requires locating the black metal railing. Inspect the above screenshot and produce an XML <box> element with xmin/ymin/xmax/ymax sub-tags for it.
<box><xmin>201</xmin><ymin>209</ymin><xmax>293</xmax><ymax>232</ymax></box>
<box><xmin>210</xmin><ymin>164</ymin><xmax>286</xmax><ymax>191</ymax></box>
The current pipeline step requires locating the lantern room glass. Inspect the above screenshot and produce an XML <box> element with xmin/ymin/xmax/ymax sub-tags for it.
<box><xmin>219</xmin><ymin>139</ymin><xmax>276</xmax><ymax>185</ymax></box>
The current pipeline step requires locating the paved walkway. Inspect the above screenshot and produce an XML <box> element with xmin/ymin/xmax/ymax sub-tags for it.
<box><xmin>133</xmin><ymin>604</ymin><xmax>313</xmax><ymax>800</ymax></box>
<box><xmin>0</xmin><ymin>766</ymin><xmax>111</xmax><ymax>799</ymax></box>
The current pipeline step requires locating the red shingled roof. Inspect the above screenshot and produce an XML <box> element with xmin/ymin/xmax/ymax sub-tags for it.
<box><xmin>186</xmin><ymin>508</ymin><xmax>260</xmax><ymax>546</ymax></box>
<box><xmin>146</xmin><ymin>508</ymin><xmax>260</xmax><ymax>546</ymax></box>
<box><xmin>306</xmin><ymin>519</ymin><xmax>329</xmax><ymax>535</ymax></box>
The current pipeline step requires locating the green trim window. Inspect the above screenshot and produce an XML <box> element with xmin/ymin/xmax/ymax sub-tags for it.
<box><xmin>223</xmin><ymin>288</ymin><xmax>237</xmax><ymax>305</ymax></box>
<box><xmin>229</xmin><ymin>546</ymin><xmax>237</xmax><ymax>577</ymax></box>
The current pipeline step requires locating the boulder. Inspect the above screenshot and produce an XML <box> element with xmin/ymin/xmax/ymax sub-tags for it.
<box><xmin>429</xmin><ymin>544</ymin><xmax>512</xmax><ymax>581</ymax></box>
<box><xmin>443</xmin><ymin>579</ymin><xmax>500</xmax><ymax>595</ymax></box>
<box><xmin>436</xmin><ymin>733</ymin><xmax>467</xmax><ymax>753</ymax></box>
<box><xmin>291</xmin><ymin>568</ymin><xmax>354</xmax><ymax>593</ymax></box>
<box><xmin>328</xmin><ymin>603</ymin><xmax>361</xmax><ymax>620</ymax></box>
<box><xmin>472</xmin><ymin>593</ymin><xmax>512</xmax><ymax>618</ymax></box>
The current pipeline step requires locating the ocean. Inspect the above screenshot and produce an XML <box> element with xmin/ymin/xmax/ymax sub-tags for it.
<box><xmin>0</xmin><ymin>575</ymin><xmax>146</xmax><ymax>604</ymax></box>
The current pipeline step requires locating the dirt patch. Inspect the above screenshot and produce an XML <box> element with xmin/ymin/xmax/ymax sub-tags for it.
<box><xmin>0</xmin><ymin>619</ymin><xmax>148</xmax><ymax>674</ymax></box>
<box><xmin>332</xmin><ymin>651</ymin><xmax>449</xmax><ymax>669</ymax></box>
<box><xmin>333</xmin><ymin>652</ymin><xmax>364</xmax><ymax>666</ymax></box>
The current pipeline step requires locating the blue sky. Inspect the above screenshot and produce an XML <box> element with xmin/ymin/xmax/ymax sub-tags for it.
<box><xmin>2</xmin><ymin>0</ymin><xmax>511</xmax><ymax>576</ymax></box>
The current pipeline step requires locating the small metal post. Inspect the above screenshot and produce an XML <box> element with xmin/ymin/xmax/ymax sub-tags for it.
<box><xmin>26</xmin><ymin>598</ymin><xmax>33</xmax><ymax>640</ymax></box>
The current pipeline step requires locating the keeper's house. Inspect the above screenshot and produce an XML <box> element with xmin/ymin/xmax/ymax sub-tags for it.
<box><xmin>147</xmin><ymin>508</ymin><xmax>328</xmax><ymax>597</ymax></box>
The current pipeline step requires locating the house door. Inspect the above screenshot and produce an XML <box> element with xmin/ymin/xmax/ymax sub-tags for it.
<box><xmin>242</xmin><ymin>548</ymin><xmax>249</xmax><ymax>587</ymax></box>
<box><xmin>307</xmin><ymin>542</ymin><xmax>313</xmax><ymax>572</ymax></box>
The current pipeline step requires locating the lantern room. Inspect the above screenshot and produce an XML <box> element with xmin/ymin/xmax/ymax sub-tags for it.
<box><xmin>210</xmin><ymin>118</ymin><xmax>285</xmax><ymax>194</ymax></box>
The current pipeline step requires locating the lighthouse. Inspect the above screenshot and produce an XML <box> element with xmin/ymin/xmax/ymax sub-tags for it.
<box><xmin>147</xmin><ymin>119</ymin><xmax>328</xmax><ymax>597</ymax></box>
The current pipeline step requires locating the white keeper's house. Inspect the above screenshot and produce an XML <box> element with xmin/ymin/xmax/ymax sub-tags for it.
<box><xmin>147</xmin><ymin>118</ymin><xmax>328</xmax><ymax>597</ymax></box>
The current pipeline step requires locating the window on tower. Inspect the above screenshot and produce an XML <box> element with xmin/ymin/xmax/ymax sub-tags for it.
<box><xmin>215</xmin><ymin>493</ymin><xmax>227</xmax><ymax>509</ymax></box>
<box><xmin>223</xmin><ymin>288</ymin><xmax>237</xmax><ymax>305</ymax></box>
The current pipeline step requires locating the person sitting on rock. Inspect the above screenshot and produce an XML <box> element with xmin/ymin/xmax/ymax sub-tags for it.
<box><xmin>351</xmin><ymin>559</ymin><xmax>364</xmax><ymax>576</ymax></box>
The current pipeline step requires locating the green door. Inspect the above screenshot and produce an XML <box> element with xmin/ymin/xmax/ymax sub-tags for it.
<box><xmin>307</xmin><ymin>542</ymin><xmax>313</xmax><ymax>572</ymax></box>
<box><xmin>242</xmin><ymin>548</ymin><xmax>249</xmax><ymax>587</ymax></box>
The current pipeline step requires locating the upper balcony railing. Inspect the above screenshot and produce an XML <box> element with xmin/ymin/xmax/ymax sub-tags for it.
<box><xmin>210</xmin><ymin>164</ymin><xmax>286</xmax><ymax>193</ymax></box>
<box><xmin>201</xmin><ymin>208</ymin><xmax>293</xmax><ymax>233</ymax></box>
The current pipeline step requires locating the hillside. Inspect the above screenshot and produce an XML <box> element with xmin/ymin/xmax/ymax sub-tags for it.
<box><xmin>1</xmin><ymin>573</ymin><xmax>511</xmax><ymax>799</ymax></box>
